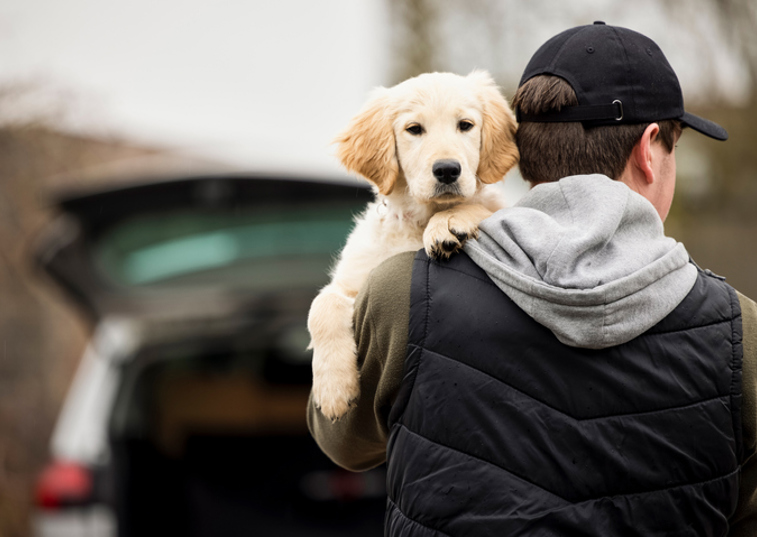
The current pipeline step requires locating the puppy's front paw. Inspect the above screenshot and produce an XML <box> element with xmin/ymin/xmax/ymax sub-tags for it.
<box><xmin>424</xmin><ymin>223</ymin><xmax>470</xmax><ymax>260</ymax></box>
<box><xmin>423</xmin><ymin>213</ymin><xmax>479</xmax><ymax>260</ymax></box>
<box><xmin>311</xmin><ymin>343</ymin><xmax>360</xmax><ymax>421</ymax></box>
<box><xmin>423</xmin><ymin>204</ymin><xmax>493</xmax><ymax>260</ymax></box>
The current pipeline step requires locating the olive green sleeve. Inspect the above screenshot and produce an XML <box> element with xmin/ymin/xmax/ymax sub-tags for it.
<box><xmin>306</xmin><ymin>251</ymin><xmax>416</xmax><ymax>471</ymax></box>
<box><xmin>730</xmin><ymin>291</ymin><xmax>757</xmax><ymax>536</ymax></box>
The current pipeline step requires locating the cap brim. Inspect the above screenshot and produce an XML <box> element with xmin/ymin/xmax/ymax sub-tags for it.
<box><xmin>681</xmin><ymin>112</ymin><xmax>728</xmax><ymax>141</ymax></box>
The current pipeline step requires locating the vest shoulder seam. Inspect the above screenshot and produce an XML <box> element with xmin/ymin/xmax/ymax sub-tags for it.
<box><xmin>726</xmin><ymin>282</ymin><xmax>745</xmax><ymax>464</ymax></box>
<box><xmin>394</xmin><ymin>257</ymin><xmax>433</xmax><ymax>426</ymax></box>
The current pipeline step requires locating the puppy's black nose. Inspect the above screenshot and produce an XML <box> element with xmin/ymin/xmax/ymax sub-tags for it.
<box><xmin>433</xmin><ymin>160</ymin><xmax>461</xmax><ymax>184</ymax></box>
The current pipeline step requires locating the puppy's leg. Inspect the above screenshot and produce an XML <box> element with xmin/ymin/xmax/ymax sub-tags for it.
<box><xmin>424</xmin><ymin>203</ymin><xmax>494</xmax><ymax>260</ymax></box>
<box><xmin>308</xmin><ymin>282</ymin><xmax>360</xmax><ymax>421</ymax></box>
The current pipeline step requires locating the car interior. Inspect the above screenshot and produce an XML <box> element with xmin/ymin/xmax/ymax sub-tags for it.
<box><xmin>108</xmin><ymin>324</ymin><xmax>386</xmax><ymax>537</ymax></box>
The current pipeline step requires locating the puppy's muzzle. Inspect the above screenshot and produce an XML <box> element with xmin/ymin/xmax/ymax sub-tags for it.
<box><xmin>433</xmin><ymin>159</ymin><xmax>461</xmax><ymax>184</ymax></box>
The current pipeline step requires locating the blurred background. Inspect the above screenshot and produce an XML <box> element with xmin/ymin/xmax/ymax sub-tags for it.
<box><xmin>1</xmin><ymin>0</ymin><xmax>756</xmax><ymax>535</ymax></box>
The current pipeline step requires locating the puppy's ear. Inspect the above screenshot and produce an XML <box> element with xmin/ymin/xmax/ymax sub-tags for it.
<box><xmin>468</xmin><ymin>70</ymin><xmax>520</xmax><ymax>184</ymax></box>
<box><xmin>334</xmin><ymin>89</ymin><xmax>399</xmax><ymax>195</ymax></box>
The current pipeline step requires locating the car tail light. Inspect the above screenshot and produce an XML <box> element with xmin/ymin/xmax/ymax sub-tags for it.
<box><xmin>300</xmin><ymin>468</ymin><xmax>386</xmax><ymax>502</ymax></box>
<box><xmin>35</xmin><ymin>460</ymin><xmax>93</xmax><ymax>509</ymax></box>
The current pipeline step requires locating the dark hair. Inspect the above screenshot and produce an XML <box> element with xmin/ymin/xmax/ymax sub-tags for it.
<box><xmin>513</xmin><ymin>75</ymin><xmax>682</xmax><ymax>184</ymax></box>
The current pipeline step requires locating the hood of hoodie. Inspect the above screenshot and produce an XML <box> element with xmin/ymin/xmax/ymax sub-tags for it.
<box><xmin>463</xmin><ymin>174</ymin><xmax>697</xmax><ymax>349</ymax></box>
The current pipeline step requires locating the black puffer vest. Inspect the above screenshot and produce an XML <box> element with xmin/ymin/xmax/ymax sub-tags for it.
<box><xmin>385</xmin><ymin>251</ymin><xmax>743</xmax><ymax>537</ymax></box>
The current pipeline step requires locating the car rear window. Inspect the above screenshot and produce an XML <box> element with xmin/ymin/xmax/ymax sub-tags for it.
<box><xmin>93</xmin><ymin>204</ymin><xmax>359</xmax><ymax>290</ymax></box>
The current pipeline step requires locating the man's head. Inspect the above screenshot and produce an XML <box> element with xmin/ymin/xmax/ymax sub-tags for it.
<box><xmin>513</xmin><ymin>75</ymin><xmax>682</xmax><ymax>184</ymax></box>
<box><xmin>513</xmin><ymin>22</ymin><xmax>727</xmax><ymax>219</ymax></box>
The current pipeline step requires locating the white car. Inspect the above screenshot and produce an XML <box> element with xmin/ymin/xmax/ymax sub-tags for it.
<box><xmin>33</xmin><ymin>174</ymin><xmax>386</xmax><ymax>537</ymax></box>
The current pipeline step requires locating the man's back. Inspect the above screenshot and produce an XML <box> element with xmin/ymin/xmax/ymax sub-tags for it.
<box><xmin>387</xmin><ymin>249</ymin><xmax>741</xmax><ymax>536</ymax></box>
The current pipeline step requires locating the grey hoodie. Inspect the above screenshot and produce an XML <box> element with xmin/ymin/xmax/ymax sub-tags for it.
<box><xmin>464</xmin><ymin>174</ymin><xmax>698</xmax><ymax>349</ymax></box>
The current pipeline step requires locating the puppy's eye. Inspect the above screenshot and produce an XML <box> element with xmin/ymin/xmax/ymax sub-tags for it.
<box><xmin>406</xmin><ymin>124</ymin><xmax>423</xmax><ymax>135</ymax></box>
<box><xmin>458</xmin><ymin>120</ymin><xmax>474</xmax><ymax>132</ymax></box>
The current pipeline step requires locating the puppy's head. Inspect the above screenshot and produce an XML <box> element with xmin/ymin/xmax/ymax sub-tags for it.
<box><xmin>335</xmin><ymin>71</ymin><xmax>519</xmax><ymax>202</ymax></box>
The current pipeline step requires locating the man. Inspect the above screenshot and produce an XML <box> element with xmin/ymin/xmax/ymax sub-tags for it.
<box><xmin>308</xmin><ymin>22</ymin><xmax>757</xmax><ymax>535</ymax></box>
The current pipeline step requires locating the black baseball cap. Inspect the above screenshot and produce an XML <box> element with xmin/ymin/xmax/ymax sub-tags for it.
<box><xmin>517</xmin><ymin>21</ymin><xmax>728</xmax><ymax>141</ymax></box>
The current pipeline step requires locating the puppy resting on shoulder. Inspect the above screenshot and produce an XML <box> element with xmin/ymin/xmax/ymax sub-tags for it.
<box><xmin>308</xmin><ymin>70</ymin><xmax>519</xmax><ymax>420</ymax></box>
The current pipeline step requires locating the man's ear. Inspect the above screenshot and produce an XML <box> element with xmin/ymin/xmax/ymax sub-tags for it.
<box><xmin>334</xmin><ymin>88</ymin><xmax>399</xmax><ymax>195</ymax></box>
<box><xmin>632</xmin><ymin>123</ymin><xmax>661</xmax><ymax>185</ymax></box>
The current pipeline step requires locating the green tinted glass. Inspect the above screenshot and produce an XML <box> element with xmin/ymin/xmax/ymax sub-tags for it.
<box><xmin>95</xmin><ymin>205</ymin><xmax>358</xmax><ymax>290</ymax></box>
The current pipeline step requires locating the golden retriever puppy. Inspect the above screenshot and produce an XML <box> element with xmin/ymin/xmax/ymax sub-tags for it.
<box><xmin>308</xmin><ymin>70</ymin><xmax>518</xmax><ymax>420</ymax></box>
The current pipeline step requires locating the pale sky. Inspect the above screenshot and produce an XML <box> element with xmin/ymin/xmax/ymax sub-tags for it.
<box><xmin>0</xmin><ymin>0</ymin><xmax>750</xmax><ymax>179</ymax></box>
<box><xmin>0</xmin><ymin>0</ymin><xmax>390</xmax><ymax>176</ymax></box>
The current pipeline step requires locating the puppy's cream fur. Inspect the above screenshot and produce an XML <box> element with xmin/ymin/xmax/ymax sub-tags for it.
<box><xmin>309</xmin><ymin>71</ymin><xmax>518</xmax><ymax>420</ymax></box>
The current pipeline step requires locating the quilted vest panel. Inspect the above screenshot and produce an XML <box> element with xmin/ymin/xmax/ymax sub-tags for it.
<box><xmin>386</xmin><ymin>251</ymin><xmax>743</xmax><ymax>537</ymax></box>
